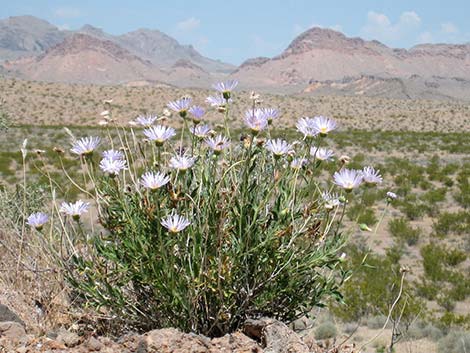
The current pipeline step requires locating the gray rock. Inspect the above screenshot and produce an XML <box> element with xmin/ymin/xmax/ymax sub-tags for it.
<box><xmin>0</xmin><ymin>303</ymin><xmax>25</xmax><ymax>326</ymax></box>
<box><xmin>0</xmin><ymin>321</ymin><xmax>27</xmax><ymax>340</ymax></box>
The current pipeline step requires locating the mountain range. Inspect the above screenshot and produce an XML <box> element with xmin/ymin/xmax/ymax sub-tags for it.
<box><xmin>1</xmin><ymin>15</ymin><xmax>470</xmax><ymax>100</ymax></box>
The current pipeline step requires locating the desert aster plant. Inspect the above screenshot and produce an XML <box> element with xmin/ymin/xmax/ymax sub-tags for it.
<box><xmin>290</xmin><ymin>158</ymin><xmax>308</xmax><ymax>170</ymax></box>
<box><xmin>205</xmin><ymin>135</ymin><xmax>230</xmax><ymax>155</ymax></box>
<box><xmin>190</xmin><ymin>124</ymin><xmax>212</xmax><ymax>139</ymax></box>
<box><xmin>188</xmin><ymin>106</ymin><xmax>205</xmax><ymax>124</ymax></box>
<box><xmin>312</xmin><ymin>116</ymin><xmax>338</xmax><ymax>136</ymax></box>
<box><xmin>140</xmin><ymin>171</ymin><xmax>170</xmax><ymax>191</ymax></box>
<box><xmin>143</xmin><ymin>125</ymin><xmax>176</xmax><ymax>146</ymax></box>
<box><xmin>99</xmin><ymin>158</ymin><xmax>127</xmax><ymax>176</ymax></box>
<box><xmin>213</xmin><ymin>80</ymin><xmax>238</xmax><ymax>99</ymax></box>
<box><xmin>310</xmin><ymin>147</ymin><xmax>335</xmax><ymax>162</ymax></box>
<box><xmin>60</xmin><ymin>200</ymin><xmax>90</xmax><ymax>220</ymax></box>
<box><xmin>71</xmin><ymin>136</ymin><xmax>101</xmax><ymax>156</ymax></box>
<box><xmin>333</xmin><ymin>169</ymin><xmax>363</xmax><ymax>192</ymax></box>
<box><xmin>27</xmin><ymin>212</ymin><xmax>49</xmax><ymax>230</ymax></box>
<box><xmin>244</xmin><ymin>109</ymin><xmax>268</xmax><ymax>135</ymax></box>
<box><xmin>296</xmin><ymin>117</ymin><xmax>318</xmax><ymax>139</ymax></box>
<box><xmin>265</xmin><ymin>139</ymin><xmax>292</xmax><ymax>157</ymax></box>
<box><xmin>167</xmin><ymin>97</ymin><xmax>192</xmax><ymax>118</ymax></box>
<box><xmin>169</xmin><ymin>155</ymin><xmax>196</xmax><ymax>172</ymax></box>
<box><xmin>134</xmin><ymin>115</ymin><xmax>158</xmax><ymax>127</ymax></box>
<box><xmin>361</xmin><ymin>166</ymin><xmax>383</xmax><ymax>185</ymax></box>
<box><xmin>321</xmin><ymin>192</ymin><xmax>342</xmax><ymax>210</ymax></box>
<box><xmin>263</xmin><ymin>108</ymin><xmax>280</xmax><ymax>124</ymax></box>
<box><xmin>161</xmin><ymin>211</ymin><xmax>191</xmax><ymax>234</ymax></box>
<box><xmin>102</xmin><ymin>149</ymin><xmax>124</xmax><ymax>161</ymax></box>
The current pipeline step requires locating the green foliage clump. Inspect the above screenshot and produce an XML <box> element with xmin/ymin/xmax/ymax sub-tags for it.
<box><xmin>388</xmin><ymin>218</ymin><xmax>421</xmax><ymax>246</ymax></box>
<box><xmin>314</xmin><ymin>321</ymin><xmax>338</xmax><ymax>340</ymax></box>
<box><xmin>433</xmin><ymin>211</ymin><xmax>470</xmax><ymax>237</ymax></box>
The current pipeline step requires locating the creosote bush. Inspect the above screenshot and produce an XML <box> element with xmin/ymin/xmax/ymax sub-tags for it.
<box><xmin>26</xmin><ymin>81</ymin><xmax>387</xmax><ymax>336</ymax></box>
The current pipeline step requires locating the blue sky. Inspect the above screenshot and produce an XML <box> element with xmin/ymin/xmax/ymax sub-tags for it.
<box><xmin>1</xmin><ymin>0</ymin><xmax>469</xmax><ymax>65</ymax></box>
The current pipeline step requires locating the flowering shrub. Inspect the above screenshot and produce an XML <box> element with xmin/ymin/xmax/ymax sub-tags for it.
<box><xmin>30</xmin><ymin>82</ymin><xmax>387</xmax><ymax>336</ymax></box>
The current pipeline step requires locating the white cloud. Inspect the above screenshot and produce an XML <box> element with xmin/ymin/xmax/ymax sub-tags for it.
<box><xmin>360</xmin><ymin>10</ymin><xmax>421</xmax><ymax>45</ymax></box>
<box><xmin>54</xmin><ymin>7</ymin><xmax>81</xmax><ymax>19</ymax></box>
<box><xmin>440</xmin><ymin>22</ymin><xmax>459</xmax><ymax>34</ymax></box>
<box><xmin>176</xmin><ymin>17</ymin><xmax>200</xmax><ymax>31</ymax></box>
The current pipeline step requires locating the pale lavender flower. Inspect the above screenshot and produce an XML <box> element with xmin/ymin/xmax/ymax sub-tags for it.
<box><xmin>205</xmin><ymin>135</ymin><xmax>230</xmax><ymax>154</ymax></box>
<box><xmin>167</xmin><ymin>97</ymin><xmax>192</xmax><ymax>118</ymax></box>
<box><xmin>387</xmin><ymin>191</ymin><xmax>397</xmax><ymax>200</ymax></box>
<box><xmin>265</xmin><ymin>139</ymin><xmax>292</xmax><ymax>157</ymax></box>
<box><xmin>333</xmin><ymin>169</ymin><xmax>363</xmax><ymax>192</ymax></box>
<box><xmin>212</xmin><ymin>80</ymin><xmax>238</xmax><ymax>99</ymax></box>
<box><xmin>310</xmin><ymin>147</ymin><xmax>335</xmax><ymax>162</ymax></box>
<box><xmin>134</xmin><ymin>114</ymin><xmax>158</xmax><ymax>127</ymax></box>
<box><xmin>102</xmin><ymin>149</ymin><xmax>124</xmax><ymax>161</ymax></box>
<box><xmin>296</xmin><ymin>117</ymin><xmax>318</xmax><ymax>139</ymax></box>
<box><xmin>169</xmin><ymin>155</ymin><xmax>196</xmax><ymax>171</ymax></box>
<box><xmin>71</xmin><ymin>136</ymin><xmax>101</xmax><ymax>156</ymax></box>
<box><xmin>263</xmin><ymin>108</ymin><xmax>280</xmax><ymax>123</ymax></box>
<box><xmin>290</xmin><ymin>158</ymin><xmax>308</xmax><ymax>170</ymax></box>
<box><xmin>190</xmin><ymin>124</ymin><xmax>212</xmax><ymax>139</ymax></box>
<box><xmin>60</xmin><ymin>200</ymin><xmax>90</xmax><ymax>220</ymax></box>
<box><xmin>321</xmin><ymin>192</ymin><xmax>342</xmax><ymax>210</ymax></box>
<box><xmin>206</xmin><ymin>94</ymin><xmax>232</xmax><ymax>111</ymax></box>
<box><xmin>27</xmin><ymin>212</ymin><xmax>49</xmax><ymax>230</ymax></box>
<box><xmin>161</xmin><ymin>211</ymin><xmax>191</xmax><ymax>233</ymax></box>
<box><xmin>140</xmin><ymin>171</ymin><xmax>170</xmax><ymax>190</ymax></box>
<box><xmin>361</xmin><ymin>166</ymin><xmax>383</xmax><ymax>185</ymax></box>
<box><xmin>99</xmin><ymin>158</ymin><xmax>127</xmax><ymax>176</ymax></box>
<box><xmin>312</xmin><ymin>116</ymin><xmax>337</xmax><ymax>136</ymax></box>
<box><xmin>244</xmin><ymin>109</ymin><xmax>268</xmax><ymax>134</ymax></box>
<box><xmin>143</xmin><ymin>125</ymin><xmax>176</xmax><ymax>146</ymax></box>
<box><xmin>188</xmin><ymin>106</ymin><xmax>205</xmax><ymax>123</ymax></box>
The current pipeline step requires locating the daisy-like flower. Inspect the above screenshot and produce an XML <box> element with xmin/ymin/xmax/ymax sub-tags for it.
<box><xmin>310</xmin><ymin>147</ymin><xmax>335</xmax><ymax>162</ymax></box>
<box><xmin>140</xmin><ymin>171</ymin><xmax>170</xmax><ymax>191</ymax></box>
<box><xmin>169</xmin><ymin>155</ymin><xmax>196</xmax><ymax>172</ymax></box>
<box><xmin>161</xmin><ymin>211</ymin><xmax>191</xmax><ymax>233</ymax></box>
<box><xmin>386</xmin><ymin>191</ymin><xmax>398</xmax><ymax>202</ymax></box>
<box><xmin>290</xmin><ymin>158</ymin><xmax>308</xmax><ymax>170</ymax></box>
<box><xmin>333</xmin><ymin>169</ymin><xmax>363</xmax><ymax>192</ymax></box>
<box><xmin>265</xmin><ymin>139</ymin><xmax>292</xmax><ymax>157</ymax></box>
<box><xmin>190</xmin><ymin>124</ymin><xmax>212</xmax><ymax>139</ymax></box>
<box><xmin>60</xmin><ymin>200</ymin><xmax>90</xmax><ymax>220</ymax></box>
<box><xmin>361</xmin><ymin>166</ymin><xmax>383</xmax><ymax>185</ymax></box>
<box><xmin>212</xmin><ymin>80</ymin><xmax>238</xmax><ymax>99</ymax></box>
<box><xmin>312</xmin><ymin>116</ymin><xmax>337</xmax><ymax>136</ymax></box>
<box><xmin>134</xmin><ymin>114</ymin><xmax>158</xmax><ymax>127</ymax></box>
<box><xmin>99</xmin><ymin>158</ymin><xmax>127</xmax><ymax>176</ymax></box>
<box><xmin>102</xmin><ymin>149</ymin><xmax>124</xmax><ymax>161</ymax></box>
<box><xmin>321</xmin><ymin>192</ymin><xmax>342</xmax><ymax>210</ymax></box>
<box><xmin>206</xmin><ymin>94</ymin><xmax>232</xmax><ymax>112</ymax></box>
<box><xmin>27</xmin><ymin>212</ymin><xmax>49</xmax><ymax>230</ymax></box>
<box><xmin>71</xmin><ymin>136</ymin><xmax>101</xmax><ymax>156</ymax></box>
<box><xmin>143</xmin><ymin>125</ymin><xmax>176</xmax><ymax>146</ymax></box>
<box><xmin>263</xmin><ymin>108</ymin><xmax>280</xmax><ymax>124</ymax></box>
<box><xmin>188</xmin><ymin>106</ymin><xmax>205</xmax><ymax>124</ymax></box>
<box><xmin>244</xmin><ymin>109</ymin><xmax>268</xmax><ymax>135</ymax></box>
<box><xmin>167</xmin><ymin>97</ymin><xmax>192</xmax><ymax>118</ymax></box>
<box><xmin>296</xmin><ymin>117</ymin><xmax>318</xmax><ymax>139</ymax></box>
<box><xmin>205</xmin><ymin>135</ymin><xmax>230</xmax><ymax>155</ymax></box>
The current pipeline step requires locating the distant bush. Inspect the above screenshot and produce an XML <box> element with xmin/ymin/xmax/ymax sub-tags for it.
<box><xmin>437</xmin><ymin>330</ymin><xmax>470</xmax><ymax>353</ymax></box>
<box><xmin>315</xmin><ymin>321</ymin><xmax>338</xmax><ymax>340</ymax></box>
<box><xmin>388</xmin><ymin>218</ymin><xmax>421</xmax><ymax>246</ymax></box>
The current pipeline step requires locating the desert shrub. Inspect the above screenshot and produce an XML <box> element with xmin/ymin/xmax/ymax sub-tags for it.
<box><xmin>315</xmin><ymin>321</ymin><xmax>338</xmax><ymax>340</ymax></box>
<box><xmin>366</xmin><ymin>315</ymin><xmax>388</xmax><ymax>329</ymax></box>
<box><xmin>388</xmin><ymin>218</ymin><xmax>421</xmax><ymax>246</ymax></box>
<box><xmin>433</xmin><ymin>211</ymin><xmax>470</xmax><ymax>237</ymax></box>
<box><xmin>29</xmin><ymin>87</ymin><xmax>391</xmax><ymax>336</ymax></box>
<box><xmin>331</xmin><ymin>244</ymin><xmax>423</xmax><ymax>324</ymax></box>
<box><xmin>437</xmin><ymin>330</ymin><xmax>470</xmax><ymax>353</ymax></box>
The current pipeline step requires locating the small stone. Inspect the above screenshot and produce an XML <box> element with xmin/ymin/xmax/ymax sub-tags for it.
<box><xmin>56</xmin><ymin>328</ymin><xmax>81</xmax><ymax>347</ymax></box>
<box><xmin>0</xmin><ymin>321</ymin><xmax>27</xmax><ymax>340</ymax></box>
<box><xmin>86</xmin><ymin>336</ymin><xmax>104</xmax><ymax>351</ymax></box>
